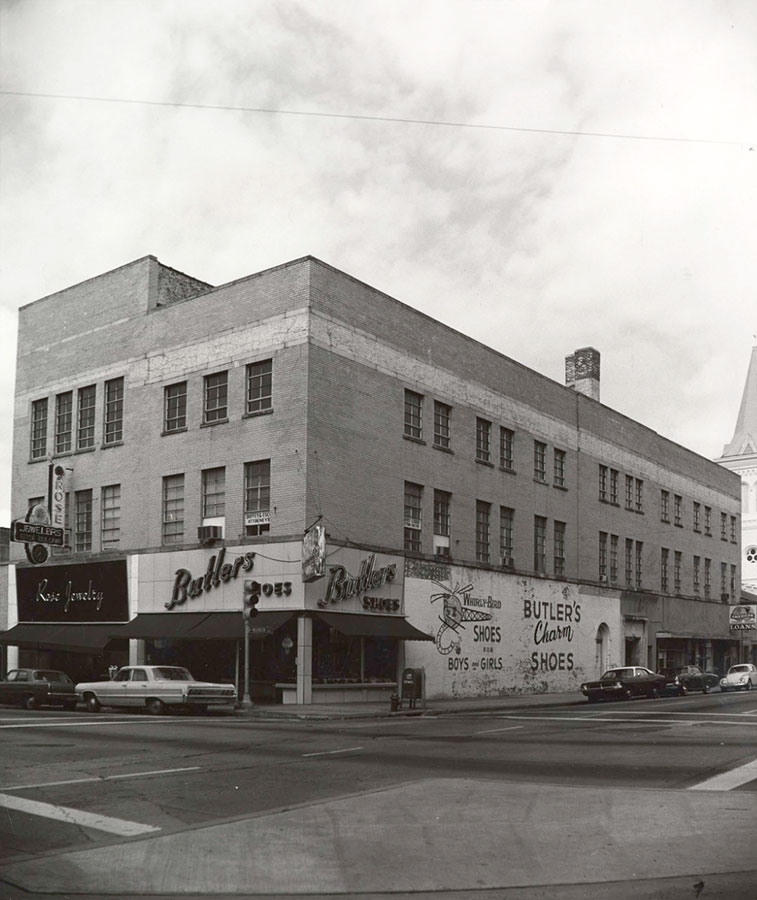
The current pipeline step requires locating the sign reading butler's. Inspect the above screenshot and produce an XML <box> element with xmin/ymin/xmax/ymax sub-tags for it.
<box><xmin>314</xmin><ymin>552</ymin><xmax>403</xmax><ymax>613</ymax></box>
<box><xmin>16</xmin><ymin>560</ymin><xmax>129</xmax><ymax>623</ymax></box>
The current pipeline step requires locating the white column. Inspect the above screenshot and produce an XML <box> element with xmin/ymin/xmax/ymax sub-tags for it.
<box><xmin>296</xmin><ymin>615</ymin><xmax>312</xmax><ymax>705</ymax></box>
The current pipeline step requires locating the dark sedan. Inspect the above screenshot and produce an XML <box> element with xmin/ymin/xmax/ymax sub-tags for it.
<box><xmin>0</xmin><ymin>668</ymin><xmax>78</xmax><ymax>710</ymax></box>
<box><xmin>581</xmin><ymin>666</ymin><xmax>667</xmax><ymax>702</ymax></box>
<box><xmin>661</xmin><ymin>665</ymin><xmax>719</xmax><ymax>696</ymax></box>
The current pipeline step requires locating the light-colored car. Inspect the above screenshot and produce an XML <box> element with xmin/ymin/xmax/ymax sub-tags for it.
<box><xmin>75</xmin><ymin>665</ymin><xmax>236</xmax><ymax>715</ymax></box>
<box><xmin>719</xmin><ymin>663</ymin><xmax>757</xmax><ymax>693</ymax></box>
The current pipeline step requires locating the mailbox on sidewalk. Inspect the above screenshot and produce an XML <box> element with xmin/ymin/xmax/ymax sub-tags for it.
<box><xmin>401</xmin><ymin>667</ymin><xmax>424</xmax><ymax>709</ymax></box>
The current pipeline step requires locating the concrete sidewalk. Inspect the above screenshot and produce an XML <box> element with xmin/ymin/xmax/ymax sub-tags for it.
<box><xmin>237</xmin><ymin>689</ymin><xmax>586</xmax><ymax>719</ymax></box>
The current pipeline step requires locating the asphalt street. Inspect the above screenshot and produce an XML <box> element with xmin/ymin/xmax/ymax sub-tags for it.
<box><xmin>1</xmin><ymin>690</ymin><xmax>756</xmax><ymax>899</ymax></box>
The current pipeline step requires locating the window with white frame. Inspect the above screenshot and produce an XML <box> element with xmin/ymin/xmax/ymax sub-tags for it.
<box><xmin>554</xmin><ymin>520</ymin><xmax>566</xmax><ymax>576</ymax></box>
<box><xmin>499</xmin><ymin>506</ymin><xmax>514</xmax><ymax>566</ymax></box>
<box><xmin>77</xmin><ymin>385</ymin><xmax>96</xmax><ymax>450</ymax></box>
<box><xmin>500</xmin><ymin>427</ymin><xmax>514</xmax><ymax>471</ymax></box>
<box><xmin>74</xmin><ymin>488</ymin><xmax>93</xmax><ymax>552</ymax></box>
<box><xmin>202</xmin><ymin>467</ymin><xmax>226</xmax><ymax>521</ymax></box>
<box><xmin>30</xmin><ymin>398</ymin><xmax>48</xmax><ymax>460</ymax></box>
<box><xmin>599</xmin><ymin>532</ymin><xmax>608</xmax><ymax>581</ymax></box>
<box><xmin>404</xmin><ymin>482</ymin><xmax>423</xmax><ymax>552</ymax></box>
<box><xmin>244</xmin><ymin>460</ymin><xmax>271</xmax><ymax>536</ymax></box>
<box><xmin>103</xmin><ymin>377</ymin><xmax>124</xmax><ymax>445</ymax></box>
<box><xmin>433</xmin><ymin>401</ymin><xmax>451</xmax><ymax>449</ymax></box>
<box><xmin>162</xmin><ymin>474</ymin><xmax>185</xmax><ymax>545</ymax></box>
<box><xmin>164</xmin><ymin>381</ymin><xmax>187</xmax><ymax>433</ymax></box>
<box><xmin>476</xmin><ymin>501</ymin><xmax>491</xmax><ymax>563</ymax></box>
<box><xmin>553</xmin><ymin>449</ymin><xmax>566</xmax><ymax>488</ymax></box>
<box><xmin>661</xmin><ymin>547</ymin><xmax>669</xmax><ymax>593</ymax></box>
<box><xmin>433</xmin><ymin>489</ymin><xmax>451</xmax><ymax>558</ymax></box>
<box><xmin>101</xmin><ymin>484</ymin><xmax>121</xmax><ymax>549</ymax></box>
<box><xmin>534</xmin><ymin>516</ymin><xmax>547</xmax><ymax>573</ymax></box>
<box><xmin>534</xmin><ymin>441</ymin><xmax>547</xmax><ymax>482</ymax></box>
<box><xmin>404</xmin><ymin>390</ymin><xmax>423</xmax><ymax>440</ymax></box>
<box><xmin>246</xmin><ymin>359</ymin><xmax>273</xmax><ymax>414</ymax></box>
<box><xmin>55</xmin><ymin>391</ymin><xmax>73</xmax><ymax>454</ymax></box>
<box><xmin>203</xmin><ymin>371</ymin><xmax>228</xmax><ymax>424</ymax></box>
<box><xmin>476</xmin><ymin>418</ymin><xmax>491</xmax><ymax>463</ymax></box>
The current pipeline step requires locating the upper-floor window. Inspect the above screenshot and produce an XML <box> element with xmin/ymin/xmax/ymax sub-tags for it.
<box><xmin>404</xmin><ymin>482</ymin><xmax>423</xmax><ymax>552</ymax></box>
<box><xmin>599</xmin><ymin>465</ymin><xmax>608</xmax><ymax>502</ymax></box>
<box><xmin>103</xmin><ymin>377</ymin><xmax>124</xmax><ymax>445</ymax></box>
<box><xmin>246</xmin><ymin>359</ymin><xmax>272</xmax><ymax>414</ymax></box>
<box><xmin>609</xmin><ymin>469</ymin><xmax>619</xmax><ymax>505</ymax></box>
<box><xmin>77</xmin><ymin>385</ymin><xmax>96</xmax><ymax>450</ymax></box>
<box><xmin>625</xmin><ymin>475</ymin><xmax>633</xmax><ymax>510</ymax></box>
<box><xmin>660</xmin><ymin>490</ymin><xmax>669</xmax><ymax>522</ymax></box>
<box><xmin>610</xmin><ymin>534</ymin><xmax>619</xmax><ymax>583</ymax></box>
<box><xmin>433</xmin><ymin>401</ymin><xmax>451</xmax><ymax>449</ymax></box>
<box><xmin>731</xmin><ymin>515</ymin><xmax>737</xmax><ymax>543</ymax></box>
<box><xmin>625</xmin><ymin>538</ymin><xmax>634</xmax><ymax>586</ymax></box>
<box><xmin>553</xmin><ymin>449</ymin><xmax>566</xmax><ymax>488</ymax></box>
<box><xmin>674</xmin><ymin>551</ymin><xmax>682</xmax><ymax>594</ymax></box>
<box><xmin>476</xmin><ymin>500</ymin><xmax>491</xmax><ymax>563</ymax></box>
<box><xmin>599</xmin><ymin>531</ymin><xmax>608</xmax><ymax>581</ymax></box>
<box><xmin>554</xmin><ymin>521</ymin><xmax>566</xmax><ymax>576</ymax></box>
<box><xmin>693</xmin><ymin>501</ymin><xmax>701</xmax><ymax>533</ymax></box>
<box><xmin>164</xmin><ymin>382</ymin><xmax>187</xmax><ymax>433</ymax></box>
<box><xmin>101</xmin><ymin>484</ymin><xmax>121</xmax><ymax>549</ymax></box>
<box><xmin>635</xmin><ymin>478</ymin><xmax>644</xmax><ymax>513</ymax></box>
<box><xmin>404</xmin><ymin>390</ymin><xmax>423</xmax><ymax>440</ymax></box>
<box><xmin>204</xmin><ymin>372</ymin><xmax>228</xmax><ymax>424</ymax></box>
<box><xmin>433</xmin><ymin>489</ymin><xmax>451</xmax><ymax>559</ymax></box>
<box><xmin>30</xmin><ymin>398</ymin><xmax>48</xmax><ymax>460</ymax></box>
<box><xmin>499</xmin><ymin>506</ymin><xmax>514</xmax><ymax>565</ymax></box>
<box><xmin>674</xmin><ymin>494</ymin><xmax>682</xmax><ymax>527</ymax></box>
<box><xmin>162</xmin><ymin>474</ymin><xmax>185</xmax><ymax>545</ymax></box>
<box><xmin>635</xmin><ymin>540</ymin><xmax>643</xmax><ymax>589</ymax></box>
<box><xmin>55</xmin><ymin>391</ymin><xmax>73</xmax><ymax>454</ymax></box>
<box><xmin>693</xmin><ymin>555</ymin><xmax>700</xmax><ymax>594</ymax></box>
<box><xmin>534</xmin><ymin>516</ymin><xmax>547</xmax><ymax>573</ymax></box>
<box><xmin>704</xmin><ymin>557</ymin><xmax>711</xmax><ymax>598</ymax></box>
<box><xmin>202</xmin><ymin>467</ymin><xmax>226</xmax><ymax>519</ymax></box>
<box><xmin>661</xmin><ymin>547</ymin><xmax>669</xmax><ymax>593</ymax></box>
<box><xmin>534</xmin><ymin>441</ymin><xmax>547</xmax><ymax>482</ymax></box>
<box><xmin>500</xmin><ymin>427</ymin><xmax>514</xmax><ymax>471</ymax></box>
<box><xmin>720</xmin><ymin>512</ymin><xmax>728</xmax><ymax>541</ymax></box>
<box><xmin>74</xmin><ymin>488</ymin><xmax>93</xmax><ymax>552</ymax></box>
<box><xmin>476</xmin><ymin>418</ymin><xmax>491</xmax><ymax>463</ymax></box>
<box><xmin>244</xmin><ymin>460</ymin><xmax>271</xmax><ymax>536</ymax></box>
<box><xmin>704</xmin><ymin>506</ymin><xmax>712</xmax><ymax>536</ymax></box>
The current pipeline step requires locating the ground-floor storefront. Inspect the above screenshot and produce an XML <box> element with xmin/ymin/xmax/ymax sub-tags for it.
<box><xmin>1</xmin><ymin>545</ymin><xmax>747</xmax><ymax>704</ymax></box>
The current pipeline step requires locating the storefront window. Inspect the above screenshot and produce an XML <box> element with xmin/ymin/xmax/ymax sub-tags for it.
<box><xmin>312</xmin><ymin>618</ymin><xmax>397</xmax><ymax>683</ymax></box>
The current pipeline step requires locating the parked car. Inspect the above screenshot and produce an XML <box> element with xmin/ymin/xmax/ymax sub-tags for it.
<box><xmin>75</xmin><ymin>665</ymin><xmax>237</xmax><ymax>714</ymax></box>
<box><xmin>719</xmin><ymin>663</ymin><xmax>757</xmax><ymax>693</ymax></box>
<box><xmin>661</xmin><ymin>665</ymin><xmax>719</xmax><ymax>696</ymax></box>
<box><xmin>0</xmin><ymin>668</ymin><xmax>78</xmax><ymax>710</ymax></box>
<box><xmin>581</xmin><ymin>666</ymin><xmax>667</xmax><ymax>702</ymax></box>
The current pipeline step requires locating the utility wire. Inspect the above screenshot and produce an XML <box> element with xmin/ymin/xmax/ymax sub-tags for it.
<box><xmin>1</xmin><ymin>89</ymin><xmax>751</xmax><ymax>148</ymax></box>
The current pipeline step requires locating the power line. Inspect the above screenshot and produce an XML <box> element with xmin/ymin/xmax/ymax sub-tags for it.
<box><xmin>1</xmin><ymin>89</ymin><xmax>751</xmax><ymax>148</ymax></box>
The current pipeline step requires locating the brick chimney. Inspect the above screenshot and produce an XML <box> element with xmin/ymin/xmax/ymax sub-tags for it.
<box><xmin>565</xmin><ymin>347</ymin><xmax>600</xmax><ymax>401</ymax></box>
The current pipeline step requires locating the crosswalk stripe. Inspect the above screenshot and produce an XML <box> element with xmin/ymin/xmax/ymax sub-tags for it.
<box><xmin>0</xmin><ymin>792</ymin><xmax>160</xmax><ymax>835</ymax></box>
<box><xmin>689</xmin><ymin>758</ymin><xmax>757</xmax><ymax>792</ymax></box>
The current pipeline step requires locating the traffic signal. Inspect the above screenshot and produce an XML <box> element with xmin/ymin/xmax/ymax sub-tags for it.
<box><xmin>243</xmin><ymin>579</ymin><xmax>260</xmax><ymax>619</ymax></box>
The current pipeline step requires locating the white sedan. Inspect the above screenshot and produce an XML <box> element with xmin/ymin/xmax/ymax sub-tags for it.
<box><xmin>719</xmin><ymin>663</ymin><xmax>757</xmax><ymax>693</ymax></box>
<box><xmin>76</xmin><ymin>665</ymin><xmax>236</xmax><ymax>714</ymax></box>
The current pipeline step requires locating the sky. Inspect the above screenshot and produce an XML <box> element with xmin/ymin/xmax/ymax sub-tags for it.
<box><xmin>0</xmin><ymin>0</ymin><xmax>755</xmax><ymax>527</ymax></box>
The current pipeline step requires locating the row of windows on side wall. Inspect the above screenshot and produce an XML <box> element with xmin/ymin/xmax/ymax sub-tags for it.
<box><xmin>28</xmin><ymin>361</ymin><xmax>273</xmax><ymax>460</ymax></box>
<box><xmin>404</xmin><ymin>390</ymin><xmax>566</xmax><ymax>487</ymax></box>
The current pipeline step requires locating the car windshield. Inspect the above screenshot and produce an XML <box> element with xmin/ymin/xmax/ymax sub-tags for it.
<box><xmin>601</xmin><ymin>669</ymin><xmax>632</xmax><ymax>680</ymax></box>
<box><xmin>153</xmin><ymin>667</ymin><xmax>194</xmax><ymax>681</ymax></box>
<box><xmin>728</xmin><ymin>665</ymin><xmax>751</xmax><ymax>674</ymax></box>
<box><xmin>34</xmin><ymin>671</ymin><xmax>72</xmax><ymax>683</ymax></box>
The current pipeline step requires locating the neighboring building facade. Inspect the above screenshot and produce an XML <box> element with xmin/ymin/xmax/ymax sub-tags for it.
<box><xmin>2</xmin><ymin>256</ymin><xmax>742</xmax><ymax>700</ymax></box>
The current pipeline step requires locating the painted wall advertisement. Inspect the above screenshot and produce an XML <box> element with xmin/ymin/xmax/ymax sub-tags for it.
<box><xmin>403</xmin><ymin>561</ymin><xmax>621</xmax><ymax>698</ymax></box>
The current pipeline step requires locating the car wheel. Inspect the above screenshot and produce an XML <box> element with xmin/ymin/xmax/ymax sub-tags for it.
<box><xmin>703</xmin><ymin>684</ymin><xmax>711</xmax><ymax>694</ymax></box>
<box><xmin>85</xmin><ymin>694</ymin><xmax>101</xmax><ymax>712</ymax></box>
<box><xmin>623</xmin><ymin>688</ymin><xmax>633</xmax><ymax>701</ymax></box>
<box><xmin>649</xmin><ymin>687</ymin><xmax>660</xmax><ymax>699</ymax></box>
<box><xmin>678</xmin><ymin>685</ymin><xmax>688</xmax><ymax>696</ymax></box>
<box><xmin>23</xmin><ymin>695</ymin><xmax>38</xmax><ymax>711</ymax></box>
<box><xmin>746</xmin><ymin>681</ymin><xmax>752</xmax><ymax>692</ymax></box>
<box><xmin>146</xmin><ymin>698</ymin><xmax>166</xmax><ymax>716</ymax></box>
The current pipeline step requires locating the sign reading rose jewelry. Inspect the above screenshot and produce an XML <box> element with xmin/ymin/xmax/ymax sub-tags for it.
<box><xmin>16</xmin><ymin>560</ymin><xmax>129</xmax><ymax>623</ymax></box>
<box><xmin>524</xmin><ymin>596</ymin><xmax>581</xmax><ymax>672</ymax></box>
<box><xmin>430</xmin><ymin>581</ymin><xmax>504</xmax><ymax>673</ymax></box>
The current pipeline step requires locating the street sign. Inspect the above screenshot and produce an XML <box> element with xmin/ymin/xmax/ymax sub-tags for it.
<box><xmin>248</xmin><ymin>625</ymin><xmax>273</xmax><ymax>637</ymax></box>
<box><xmin>12</xmin><ymin>520</ymin><xmax>65</xmax><ymax>546</ymax></box>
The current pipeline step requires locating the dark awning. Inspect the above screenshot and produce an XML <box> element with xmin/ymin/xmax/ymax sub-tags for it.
<box><xmin>115</xmin><ymin>613</ymin><xmax>209</xmax><ymax>639</ymax></box>
<box><xmin>0</xmin><ymin>623</ymin><xmax>121</xmax><ymax>652</ymax></box>
<box><xmin>186</xmin><ymin>611</ymin><xmax>293</xmax><ymax>640</ymax></box>
<box><xmin>315</xmin><ymin>612</ymin><xmax>434</xmax><ymax>641</ymax></box>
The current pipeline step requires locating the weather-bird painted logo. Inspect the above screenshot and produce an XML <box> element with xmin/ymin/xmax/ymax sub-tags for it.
<box><xmin>430</xmin><ymin>581</ymin><xmax>492</xmax><ymax>655</ymax></box>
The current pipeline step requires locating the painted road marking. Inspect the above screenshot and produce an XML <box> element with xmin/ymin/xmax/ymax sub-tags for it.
<box><xmin>493</xmin><ymin>713</ymin><xmax>757</xmax><ymax>727</ymax></box>
<box><xmin>2</xmin><ymin>766</ymin><xmax>202</xmax><ymax>792</ymax></box>
<box><xmin>689</xmin><ymin>758</ymin><xmax>757</xmax><ymax>792</ymax></box>
<box><xmin>302</xmin><ymin>746</ymin><xmax>364</xmax><ymax>757</ymax></box>
<box><xmin>0</xmin><ymin>793</ymin><xmax>160</xmax><ymax>835</ymax></box>
<box><xmin>0</xmin><ymin>717</ymin><xmax>181</xmax><ymax>729</ymax></box>
<box><xmin>474</xmin><ymin>725</ymin><xmax>524</xmax><ymax>735</ymax></box>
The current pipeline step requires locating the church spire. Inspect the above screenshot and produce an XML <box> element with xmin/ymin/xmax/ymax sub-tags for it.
<box><xmin>721</xmin><ymin>344</ymin><xmax>757</xmax><ymax>458</ymax></box>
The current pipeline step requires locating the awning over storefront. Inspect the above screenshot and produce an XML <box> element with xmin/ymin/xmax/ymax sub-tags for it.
<box><xmin>111</xmin><ymin>611</ymin><xmax>293</xmax><ymax>641</ymax></box>
<box><xmin>186</xmin><ymin>611</ymin><xmax>293</xmax><ymax>640</ymax></box>
<box><xmin>316</xmin><ymin>612</ymin><xmax>434</xmax><ymax>641</ymax></box>
<box><xmin>0</xmin><ymin>623</ymin><xmax>121</xmax><ymax>652</ymax></box>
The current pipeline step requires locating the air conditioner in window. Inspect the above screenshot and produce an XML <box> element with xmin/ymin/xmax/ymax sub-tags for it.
<box><xmin>198</xmin><ymin>525</ymin><xmax>223</xmax><ymax>545</ymax></box>
<box><xmin>500</xmin><ymin>556</ymin><xmax>514</xmax><ymax>568</ymax></box>
<box><xmin>599</xmin><ymin>574</ymin><xmax>608</xmax><ymax>584</ymax></box>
